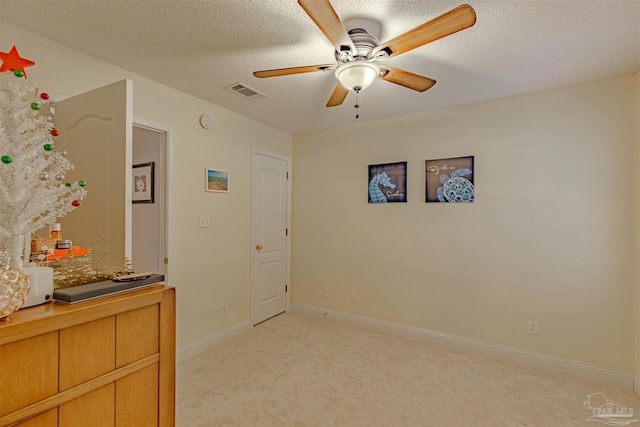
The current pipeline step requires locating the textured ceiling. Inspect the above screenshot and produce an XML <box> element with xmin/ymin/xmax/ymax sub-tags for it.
<box><xmin>1</xmin><ymin>0</ymin><xmax>639</xmax><ymax>135</ymax></box>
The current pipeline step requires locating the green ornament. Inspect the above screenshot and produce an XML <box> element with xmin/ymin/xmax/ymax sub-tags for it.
<box><xmin>31</xmin><ymin>103</ymin><xmax>41</xmax><ymax>110</ymax></box>
<box><xmin>43</xmin><ymin>144</ymin><xmax>53</xmax><ymax>151</ymax></box>
<box><xmin>65</xmin><ymin>183</ymin><xmax>72</xmax><ymax>187</ymax></box>
<box><xmin>13</xmin><ymin>70</ymin><xmax>24</xmax><ymax>78</ymax></box>
<box><xmin>78</xmin><ymin>181</ymin><xmax>87</xmax><ymax>187</ymax></box>
<box><xmin>1</xmin><ymin>156</ymin><xmax>12</xmax><ymax>164</ymax></box>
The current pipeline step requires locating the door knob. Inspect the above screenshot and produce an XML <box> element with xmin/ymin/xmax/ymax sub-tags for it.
<box><xmin>256</xmin><ymin>244</ymin><xmax>263</xmax><ymax>251</ymax></box>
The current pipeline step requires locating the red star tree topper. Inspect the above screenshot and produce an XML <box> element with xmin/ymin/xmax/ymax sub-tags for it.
<box><xmin>0</xmin><ymin>46</ymin><xmax>35</xmax><ymax>77</ymax></box>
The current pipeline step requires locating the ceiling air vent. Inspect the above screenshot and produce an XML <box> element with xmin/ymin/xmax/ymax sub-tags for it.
<box><xmin>224</xmin><ymin>82</ymin><xmax>268</xmax><ymax>101</ymax></box>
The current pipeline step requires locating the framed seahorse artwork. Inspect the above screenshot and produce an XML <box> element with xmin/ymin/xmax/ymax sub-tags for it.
<box><xmin>368</xmin><ymin>162</ymin><xmax>407</xmax><ymax>203</ymax></box>
<box><xmin>425</xmin><ymin>156</ymin><xmax>474</xmax><ymax>203</ymax></box>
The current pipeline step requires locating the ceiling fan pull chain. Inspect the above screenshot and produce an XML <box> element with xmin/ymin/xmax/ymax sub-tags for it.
<box><xmin>354</xmin><ymin>88</ymin><xmax>360</xmax><ymax>119</ymax></box>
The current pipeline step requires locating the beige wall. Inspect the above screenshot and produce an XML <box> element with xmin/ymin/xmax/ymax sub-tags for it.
<box><xmin>292</xmin><ymin>75</ymin><xmax>638</xmax><ymax>371</ymax></box>
<box><xmin>1</xmin><ymin>22</ymin><xmax>292</xmax><ymax>348</ymax></box>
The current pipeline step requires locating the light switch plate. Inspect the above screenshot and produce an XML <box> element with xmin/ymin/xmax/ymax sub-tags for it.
<box><xmin>199</xmin><ymin>215</ymin><xmax>211</xmax><ymax>228</ymax></box>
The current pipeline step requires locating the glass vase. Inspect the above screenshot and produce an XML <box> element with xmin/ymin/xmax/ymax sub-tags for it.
<box><xmin>0</xmin><ymin>236</ymin><xmax>31</xmax><ymax>319</ymax></box>
<box><xmin>0</xmin><ymin>269</ymin><xmax>30</xmax><ymax>319</ymax></box>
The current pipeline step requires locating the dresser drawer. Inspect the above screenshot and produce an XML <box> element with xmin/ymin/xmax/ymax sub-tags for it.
<box><xmin>0</xmin><ymin>332</ymin><xmax>58</xmax><ymax>417</ymax></box>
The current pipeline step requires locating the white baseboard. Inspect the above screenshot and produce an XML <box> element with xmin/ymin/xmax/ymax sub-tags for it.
<box><xmin>291</xmin><ymin>303</ymin><xmax>635</xmax><ymax>389</ymax></box>
<box><xmin>176</xmin><ymin>319</ymin><xmax>252</xmax><ymax>362</ymax></box>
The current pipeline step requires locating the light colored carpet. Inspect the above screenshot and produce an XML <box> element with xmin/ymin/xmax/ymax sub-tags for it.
<box><xmin>176</xmin><ymin>312</ymin><xmax>640</xmax><ymax>427</ymax></box>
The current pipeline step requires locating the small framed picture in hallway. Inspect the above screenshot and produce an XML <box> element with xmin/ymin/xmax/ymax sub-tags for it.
<box><xmin>132</xmin><ymin>162</ymin><xmax>154</xmax><ymax>203</ymax></box>
<box><xmin>205</xmin><ymin>168</ymin><xmax>229</xmax><ymax>193</ymax></box>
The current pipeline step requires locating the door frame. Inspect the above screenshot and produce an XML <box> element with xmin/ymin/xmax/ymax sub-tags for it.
<box><xmin>134</xmin><ymin>116</ymin><xmax>175</xmax><ymax>284</ymax></box>
<box><xmin>251</xmin><ymin>148</ymin><xmax>292</xmax><ymax>325</ymax></box>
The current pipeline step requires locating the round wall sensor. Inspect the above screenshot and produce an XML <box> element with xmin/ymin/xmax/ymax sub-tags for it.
<box><xmin>199</xmin><ymin>114</ymin><xmax>212</xmax><ymax>129</ymax></box>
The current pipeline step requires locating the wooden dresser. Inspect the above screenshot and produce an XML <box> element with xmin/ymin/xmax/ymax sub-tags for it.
<box><xmin>0</xmin><ymin>284</ymin><xmax>175</xmax><ymax>427</ymax></box>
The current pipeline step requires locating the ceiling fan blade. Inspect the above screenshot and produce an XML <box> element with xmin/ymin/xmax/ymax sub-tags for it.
<box><xmin>253</xmin><ymin>64</ymin><xmax>336</xmax><ymax>78</ymax></box>
<box><xmin>379</xmin><ymin>66</ymin><xmax>436</xmax><ymax>92</ymax></box>
<box><xmin>372</xmin><ymin>4</ymin><xmax>476</xmax><ymax>59</ymax></box>
<box><xmin>326</xmin><ymin>83</ymin><xmax>349</xmax><ymax>107</ymax></box>
<box><xmin>298</xmin><ymin>0</ymin><xmax>356</xmax><ymax>55</ymax></box>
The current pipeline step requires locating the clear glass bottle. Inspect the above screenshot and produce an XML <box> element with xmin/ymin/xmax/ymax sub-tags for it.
<box><xmin>49</xmin><ymin>223</ymin><xmax>62</xmax><ymax>240</ymax></box>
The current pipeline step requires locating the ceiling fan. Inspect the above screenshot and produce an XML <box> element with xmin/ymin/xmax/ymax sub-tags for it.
<box><xmin>253</xmin><ymin>0</ymin><xmax>476</xmax><ymax>113</ymax></box>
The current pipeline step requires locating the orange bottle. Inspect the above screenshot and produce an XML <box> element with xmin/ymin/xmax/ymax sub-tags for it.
<box><xmin>49</xmin><ymin>223</ymin><xmax>62</xmax><ymax>240</ymax></box>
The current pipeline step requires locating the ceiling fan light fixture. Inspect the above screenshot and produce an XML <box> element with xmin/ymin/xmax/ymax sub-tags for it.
<box><xmin>335</xmin><ymin>61</ymin><xmax>380</xmax><ymax>92</ymax></box>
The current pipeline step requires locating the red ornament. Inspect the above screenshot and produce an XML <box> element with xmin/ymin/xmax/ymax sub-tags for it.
<box><xmin>40</xmin><ymin>92</ymin><xmax>50</xmax><ymax>100</ymax></box>
<box><xmin>72</xmin><ymin>200</ymin><xmax>81</xmax><ymax>207</ymax></box>
<box><xmin>0</xmin><ymin>46</ymin><xmax>36</xmax><ymax>78</ymax></box>
<box><xmin>51</xmin><ymin>129</ymin><xmax>60</xmax><ymax>137</ymax></box>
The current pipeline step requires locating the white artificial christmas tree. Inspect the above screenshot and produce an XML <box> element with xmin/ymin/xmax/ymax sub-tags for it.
<box><xmin>0</xmin><ymin>46</ymin><xmax>87</xmax><ymax>269</ymax></box>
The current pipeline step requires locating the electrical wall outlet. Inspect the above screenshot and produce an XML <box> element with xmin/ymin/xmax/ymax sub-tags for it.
<box><xmin>351</xmin><ymin>292</ymin><xmax>357</xmax><ymax>303</ymax></box>
<box><xmin>322</xmin><ymin>287</ymin><xmax>328</xmax><ymax>297</ymax></box>
<box><xmin>528</xmin><ymin>320</ymin><xmax>538</xmax><ymax>335</ymax></box>
<box><xmin>221</xmin><ymin>303</ymin><xmax>228</xmax><ymax>315</ymax></box>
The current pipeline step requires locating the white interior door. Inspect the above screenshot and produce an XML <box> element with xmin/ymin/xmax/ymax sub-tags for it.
<box><xmin>54</xmin><ymin>80</ymin><xmax>133</xmax><ymax>260</ymax></box>
<box><xmin>251</xmin><ymin>150</ymin><xmax>289</xmax><ymax>325</ymax></box>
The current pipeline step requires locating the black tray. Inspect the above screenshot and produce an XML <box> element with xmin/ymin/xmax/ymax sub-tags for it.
<box><xmin>53</xmin><ymin>274</ymin><xmax>165</xmax><ymax>304</ymax></box>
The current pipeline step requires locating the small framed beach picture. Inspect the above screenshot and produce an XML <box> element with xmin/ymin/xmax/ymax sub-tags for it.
<box><xmin>132</xmin><ymin>162</ymin><xmax>154</xmax><ymax>203</ymax></box>
<box><xmin>205</xmin><ymin>168</ymin><xmax>229</xmax><ymax>193</ymax></box>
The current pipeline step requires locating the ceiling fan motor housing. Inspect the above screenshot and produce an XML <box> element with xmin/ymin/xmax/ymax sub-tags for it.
<box><xmin>333</xmin><ymin>29</ymin><xmax>384</xmax><ymax>91</ymax></box>
<box><xmin>335</xmin><ymin>28</ymin><xmax>380</xmax><ymax>63</ymax></box>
